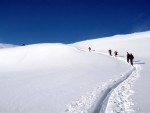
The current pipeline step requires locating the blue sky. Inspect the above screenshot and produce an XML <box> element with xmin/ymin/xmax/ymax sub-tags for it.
<box><xmin>0</xmin><ymin>0</ymin><xmax>150</xmax><ymax>45</ymax></box>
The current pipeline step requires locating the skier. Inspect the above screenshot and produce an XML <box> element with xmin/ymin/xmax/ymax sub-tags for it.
<box><xmin>88</xmin><ymin>47</ymin><xmax>91</xmax><ymax>52</ymax></box>
<box><xmin>127</xmin><ymin>52</ymin><xmax>130</xmax><ymax>63</ymax></box>
<box><xmin>108</xmin><ymin>49</ymin><xmax>112</xmax><ymax>56</ymax></box>
<box><xmin>114</xmin><ymin>51</ymin><xmax>118</xmax><ymax>57</ymax></box>
<box><xmin>129</xmin><ymin>53</ymin><xmax>134</xmax><ymax>65</ymax></box>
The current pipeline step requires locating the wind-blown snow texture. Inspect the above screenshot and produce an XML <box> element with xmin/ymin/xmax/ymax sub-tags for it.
<box><xmin>0</xmin><ymin>31</ymin><xmax>149</xmax><ymax>113</ymax></box>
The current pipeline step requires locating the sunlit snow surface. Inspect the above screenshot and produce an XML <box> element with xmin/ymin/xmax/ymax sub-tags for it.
<box><xmin>0</xmin><ymin>31</ymin><xmax>150</xmax><ymax>113</ymax></box>
<box><xmin>72</xmin><ymin>31</ymin><xmax>150</xmax><ymax>113</ymax></box>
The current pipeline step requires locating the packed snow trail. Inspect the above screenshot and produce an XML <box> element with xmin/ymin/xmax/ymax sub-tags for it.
<box><xmin>64</xmin><ymin>67</ymin><xmax>135</xmax><ymax>113</ymax></box>
<box><xmin>64</xmin><ymin>49</ymin><xmax>141</xmax><ymax>113</ymax></box>
<box><xmin>89</xmin><ymin>68</ymin><xmax>135</xmax><ymax>113</ymax></box>
<box><xmin>92</xmin><ymin>50</ymin><xmax>142</xmax><ymax>113</ymax></box>
<box><xmin>105</xmin><ymin>64</ymin><xmax>142</xmax><ymax>113</ymax></box>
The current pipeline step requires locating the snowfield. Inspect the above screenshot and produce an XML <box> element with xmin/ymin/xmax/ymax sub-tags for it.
<box><xmin>0</xmin><ymin>31</ymin><xmax>150</xmax><ymax>113</ymax></box>
<box><xmin>72</xmin><ymin>31</ymin><xmax>150</xmax><ymax>113</ymax></box>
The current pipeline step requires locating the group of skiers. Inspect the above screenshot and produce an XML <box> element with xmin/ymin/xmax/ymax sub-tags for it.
<box><xmin>88</xmin><ymin>47</ymin><xmax>134</xmax><ymax>66</ymax></box>
<box><xmin>108</xmin><ymin>49</ymin><xmax>118</xmax><ymax>57</ymax></box>
<box><xmin>108</xmin><ymin>49</ymin><xmax>134</xmax><ymax>65</ymax></box>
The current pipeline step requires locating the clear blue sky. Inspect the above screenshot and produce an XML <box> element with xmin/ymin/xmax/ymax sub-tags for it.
<box><xmin>0</xmin><ymin>0</ymin><xmax>150</xmax><ymax>45</ymax></box>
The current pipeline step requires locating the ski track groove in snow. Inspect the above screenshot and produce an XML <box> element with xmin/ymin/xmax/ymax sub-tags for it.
<box><xmin>63</xmin><ymin>50</ymin><xmax>142</xmax><ymax>113</ymax></box>
<box><xmin>105</xmin><ymin>64</ymin><xmax>142</xmax><ymax>113</ymax></box>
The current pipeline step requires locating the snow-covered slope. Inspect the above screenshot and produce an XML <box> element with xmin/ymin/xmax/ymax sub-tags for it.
<box><xmin>72</xmin><ymin>31</ymin><xmax>150</xmax><ymax>113</ymax></box>
<box><xmin>0</xmin><ymin>31</ymin><xmax>149</xmax><ymax>113</ymax></box>
<box><xmin>0</xmin><ymin>43</ymin><xmax>130</xmax><ymax>113</ymax></box>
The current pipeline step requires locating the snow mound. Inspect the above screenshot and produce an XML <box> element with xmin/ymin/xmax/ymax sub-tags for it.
<box><xmin>0</xmin><ymin>43</ymin><xmax>130</xmax><ymax>113</ymax></box>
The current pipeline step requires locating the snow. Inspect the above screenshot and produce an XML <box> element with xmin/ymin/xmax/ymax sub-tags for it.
<box><xmin>0</xmin><ymin>31</ymin><xmax>150</xmax><ymax>113</ymax></box>
<box><xmin>72</xmin><ymin>31</ymin><xmax>150</xmax><ymax>113</ymax></box>
<box><xmin>0</xmin><ymin>43</ymin><xmax>130</xmax><ymax>113</ymax></box>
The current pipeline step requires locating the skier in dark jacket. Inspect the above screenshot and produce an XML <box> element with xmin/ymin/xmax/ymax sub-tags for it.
<box><xmin>108</xmin><ymin>49</ymin><xmax>112</xmax><ymax>56</ymax></box>
<box><xmin>114</xmin><ymin>51</ymin><xmax>118</xmax><ymax>57</ymax></box>
<box><xmin>129</xmin><ymin>53</ymin><xmax>134</xmax><ymax>65</ymax></box>
<box><xmin>127</xmin><ymin>52</ymin><xmax>130</xmax><ymax>63</ymax></box>
<box><xmin>88</xmin><ymin>47</ymin><xmax>91</xmax><ymax>52</ymax></box>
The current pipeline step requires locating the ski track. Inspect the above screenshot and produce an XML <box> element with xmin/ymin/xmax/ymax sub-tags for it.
<box><xmin>63</xmin><ymin>49</ymin><xmax>142</xmax><ymax>113</ymax></box>
<box><xmin>105</xmin><ymin>64</ymin><xmax>142</xmax><ymax>113</ymax></box>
